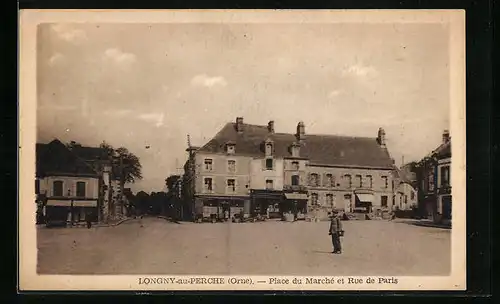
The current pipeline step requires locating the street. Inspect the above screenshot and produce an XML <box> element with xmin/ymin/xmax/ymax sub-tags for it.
<box><xmin>37</xmin><ymin>217</ymin><xmax>450</xmax><ymax>276</ymax></box>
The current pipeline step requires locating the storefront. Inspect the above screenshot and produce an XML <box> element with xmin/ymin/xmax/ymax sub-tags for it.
<box><xmin>45</xmin><ymin>199</ymin><xmax>98</xmax><ymax>225</ymax></box>
<box><xmin>250</xmin><ymin>189</ymin><xmax>283</xmax><ymax>218</ymax></box>
<box><xmin>283</xmin><ymin>192</ymin><xmax>308</xmax><ymax>216</ymax></box>
<box><xmin>195</xmin><ymin>196</ymin><xmax>250</xmax><ymax>220</ymax></box>
<box><xmin>354</xmin><ymin>192</ymin><xmax>374</xmax><ymax>213</ymax></box>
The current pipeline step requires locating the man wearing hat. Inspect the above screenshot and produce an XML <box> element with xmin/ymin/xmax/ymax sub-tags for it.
<box><xmin>328</xmin><ymin>210</ymin><xmax>344</xmax><ymax>254</ymax></box>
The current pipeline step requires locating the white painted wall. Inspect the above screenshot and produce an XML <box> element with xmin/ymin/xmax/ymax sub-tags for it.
<box><xmin>250</xmin><ymin>158</ymin><xmax>284</xmax><ymax>190</ymax></box>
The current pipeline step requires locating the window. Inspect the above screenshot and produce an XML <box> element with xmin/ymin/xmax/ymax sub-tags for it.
<box><xmin>227</xmin><ymin>179</ymin><xmax>236</xmax><ymax>193</ymax></box>
<box><xmin>291</xmin><ymin>145</ymin><xmax>300</xmax><ymax>157</ymax></box>
<box><xmin>266</xmin><ymin>158</ymin><xmax>273</xmax><ymax>170</ymax></box>
<box><xmin>440</xmin><ymin>166</ymin><xmax>450</xmax><ymax>186</ymax></box>
<box><xmin>291</xmin><ymin>175</ymin><xmax>300</xmax><ymax>186</ymax></box>
<box><xmin>292</xmin><ymin>161</ymin><xmax>299</xmax><ymax>171</ymax></box>
<box><xmin>428</xmin><ymin>171</ymin><xmax>435</xmax><ymax>191</ymax></box>
<box><xmin>382</xmin><ymin>176</ymin><xmax>388</xmax><ymax>189</ymax></box>
<box><xmin>227</xmin><ymin>160</ymin><xmax>236</xmax><ymax>173</ymax></box>
<box><xmin>226</xmin><ymin>144</ymin><xmax>235</xmax><ymax>154</ymax></box>
<box><xmin>53</xmin><ymin>181</ymin><xmax>63</xmax><ymax>196</ymax></box>
<box><xmin>76</xmin><ymin>181</ymin><xmax>86</xmax><ymax>197</ymax></box>
<box><xmin>326</xmin><ymin>194</ymin><xmax>334</xmax><ymax>208</ymax></box>
<box><xmin>204</xmin><ymin>178</ymin><xmax>213</xmax><ymax>192</ymax></box>
<box><xmin>411</xmin><ymin>191</ymin><xmax>415</xmax><ymax>200</ymax></box>
<box><xmin>344</xmin><ymin>174</ymin><xmax>352</xmax><ymax>188</ymax></box>
<box><xmin>265</xmin><ymin>179</ymin><xmax>274</xmax><ymax>190</ymax></box>
<box><xmin>366</xmin><ymin>175</ymin><xmax>373</xmax><ymax>188</ymax></box>
<box><xmin>325</xmin><ymin>174</ymin><xmax>335</xmax><ymax>188</ymax></box>
<box><xmin>309</xmin><ymin>173</ymin><xmax>319</xmax><ymax>187</ymax></box>
<box><xmin>311</xmin><ymin>193</ymin><xmax>319</xmax><ymax>206</ymax></box>
<box><xmin>265</xmin><ymin>143</ymin><xmax>273</xmax><ymax>156</ymax></box>
<box><xmin>204</xmin><ymin>159</ymin><xmax>213</xmax><ymax>171</ymax></box>
<box><xmin>404</xmin><ymin>195</ymin><xmax>408</xmax><ymax>205</ymax></box>
<box><xmin>355</xmin><ymin>175</ymin><xmax>362</xmax><ymax>188</ymax></box>
<box><xmin>35</xmin><ymin>180</ymin><xmax>40</xmax><ymax>195</ymax></box>
<box><xmin>381</xmin><ymin>195</ymin><xmax>388</xmax><ymax>207</ymax></box>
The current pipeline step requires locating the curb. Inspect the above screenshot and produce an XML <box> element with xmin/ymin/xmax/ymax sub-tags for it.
<box><xmin>94</xmin><ymin>217</ymin><xmax>134</xmax><ymax>228</ymax></box>
<box><xmin>157</xmin><ymin>216</ymin><xmax>182</xmax><ymax>224</ymax></box>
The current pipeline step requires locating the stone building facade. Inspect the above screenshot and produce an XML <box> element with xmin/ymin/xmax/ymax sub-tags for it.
<box><xmin>183</xmin><ymin>117</ymin><xmax>396</xmax><ymax>221</ymax></box>
<box><xmin>414</xmin><ymin>130</ymin><xmax>452</xmax><ymax>223</ymax></box>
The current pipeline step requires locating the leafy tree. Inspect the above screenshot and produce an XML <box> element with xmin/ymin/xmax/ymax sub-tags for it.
<box><xmin>99</xmin><ymin>142</ymin><xmax>143</xmax><ymax>183</ymax></box>
<box><xmin>134</xmin><ymin>191</ymin><xmax>150</xmax><ymax>215</ymax></box>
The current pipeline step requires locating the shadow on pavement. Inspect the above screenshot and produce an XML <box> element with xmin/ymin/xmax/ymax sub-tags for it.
<box><xmin>311</xmin><ymin>250</ymin><xmax>334</xmax><ymax>254</ymax></box>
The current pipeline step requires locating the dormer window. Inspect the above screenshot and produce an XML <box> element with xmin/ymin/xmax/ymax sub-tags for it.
<box><xmin>291</xmin><ymin>142</ymin><xmax>300</xmax><ymax>158</ymax></box>
<box><xmin>264</xmin><ymin>138</ymin><xmax>274</xmax><ymax>156</ymax></box>
<box><xmin>226</xmin><ymin>141</ymin><xmax>236</xmax><ymax>154</ymax></box>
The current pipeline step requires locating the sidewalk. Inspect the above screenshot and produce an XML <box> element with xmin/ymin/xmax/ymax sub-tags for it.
<box><xmin>393</xmin><ymin>218</ymin><xmax>451</xmax><ymax>229</ymax></box>
<box><xmin>37</xmin><ymin>217</ymin><xmax>135</xmax><ymax>229</ymax></box>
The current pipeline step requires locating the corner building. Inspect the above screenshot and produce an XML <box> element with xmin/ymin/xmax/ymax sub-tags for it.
<box><xmin>185</xmin><ymin>117</ymin><xmax>395</xmax><ymax>221</ymax></box>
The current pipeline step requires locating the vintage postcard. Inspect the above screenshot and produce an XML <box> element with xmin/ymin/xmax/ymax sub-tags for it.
<box><xmin>19</xmin><ymin>9</ymin><xmax>466</xmax><ymax>291</ymax></box>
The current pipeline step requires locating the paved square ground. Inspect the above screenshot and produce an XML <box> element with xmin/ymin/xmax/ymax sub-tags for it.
<box><xmin>37</xmin><ymin>217</ymin><xmax>450</xmax><ymax>276</ymax></box>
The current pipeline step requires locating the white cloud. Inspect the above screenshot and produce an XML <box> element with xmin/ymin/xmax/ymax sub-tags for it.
<box><xmin>191</xmin><ymin>74</ymin><xmax>227</xmax><ymax>88</ymax></box>
<box><xmin>38</xmin><ymin>104</ymin><xmax>78</xmax><ymax>111</ymax></box>
<box><xmin>103</xmin><ymin>48</ymin><xmax>137</xmax><ymax>66</ymax></box>
<box><xmin>138</xmin><ymin>112</ymin><xmax>164</xmax><ymax>127</ymax></box>
<box><xmin>51</xmin><ymin>24</ymin><xmax>87</xmax><ymax>43</ymax></box>
<box><xmin>48</xmin><ymin>53</ymin><xmax>64</xmax><ymax>66</ymax></box>
<box><xmin>328</xmin><ymin>90</ymin><xmax>341</xmax><ymax>98</ymax></box>
<box><xmin>103</xmin><ymin>109</ymin><xmax>133</xmax><ymax>117</ymax></box>
<box><xmin>342</xmin><ymin>64</ymin><xmax>378</xmax><ymax>77</ymax></box>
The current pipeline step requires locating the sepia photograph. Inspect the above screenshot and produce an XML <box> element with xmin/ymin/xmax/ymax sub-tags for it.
<box><xmin>19</xmin><ymin>10</ymin><xmax>466</xmax><ymax>291</ymax></box>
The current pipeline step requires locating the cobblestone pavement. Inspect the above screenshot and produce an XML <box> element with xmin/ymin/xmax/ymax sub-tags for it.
<box><xmin>37</xmin><ymin>217</ymin><xmax>450</xmax><ymax>276</ymax></box>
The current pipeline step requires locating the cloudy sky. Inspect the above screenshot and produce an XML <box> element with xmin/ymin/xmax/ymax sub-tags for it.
<box><xmin>37</xmin><ymin>22</ymin><xmax>450</xmax><ymax>193</ymax></box>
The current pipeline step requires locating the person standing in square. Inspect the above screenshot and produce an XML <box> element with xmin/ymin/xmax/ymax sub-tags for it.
<box><xmin>328</xmin><ymin>210</ymin><xmax>343</xmax><ymax>254</ymax></box>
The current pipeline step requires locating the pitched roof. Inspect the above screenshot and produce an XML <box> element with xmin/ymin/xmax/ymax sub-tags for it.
<box><xmin>433</xmin><ymin>141</ymin><xmax>451</xmax><ymax>158</ymax></box>
<box><xmin>70</xmin><ymin>145</ymin><xmax>110</xmax><ymax>161</ymax></box>
<box><xmin>36</xmin><ymin>139</ymin><xmax>98</xmax><ymax>177</ymax></box>
<box><xmin>198</xmin><ymin>122</ymin><xmax>394</xmax><ymax>169</ymax></box>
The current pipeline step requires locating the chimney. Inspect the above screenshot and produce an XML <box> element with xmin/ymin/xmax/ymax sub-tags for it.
<box><xmin>296</xmin><ymin>121</ymin><xmax>305</xmax><ymax>140</ymax></box>
<box><xmin>442</xmin><ymin>129</ymin><xmax>450</xmax><ymax>143</ymax></box>
<box><xmin>377</xmin><ymin>127</ymin><xmax>386</xmax><ymax>147</ymax></box>
<box><xmin>236</xmin><ymin>117</ymin><xmax>244</xmax><ymax>133</ymax></box>
<box><xmin>268</xmin><ymin>120</ymin><xmax>275</xmax><ymax>133</ymax></box>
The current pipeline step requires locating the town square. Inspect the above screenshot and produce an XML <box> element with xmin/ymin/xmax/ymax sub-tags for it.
<box><xmin>37</xmin><ymin>216</ymin><xmax>450</xmax><ymax>276</ymax></box>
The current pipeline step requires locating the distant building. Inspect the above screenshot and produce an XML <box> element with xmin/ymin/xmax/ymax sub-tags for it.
<box><xmin>68</xmin><ymin>143</ymin><xmax>124</xmax><ymax>221</ymax></box>
<box><xmin>414</xmin><ymin>130</ymin><xmax>452</xmax><ymax>223</ymax></box>
<box><xmin>183</xmin><ymin>117</ymin><xmax>395</xmax><ymax>221</ymax></box>
<box><xmin>36</xmin><ymin>139</ymin><xmax>99</xmax><ymax>225</ymax></box>
<box><xmin>392</xmin><ymin>167</ymin><xmax>418</xmax><ymax>211</ymax></box>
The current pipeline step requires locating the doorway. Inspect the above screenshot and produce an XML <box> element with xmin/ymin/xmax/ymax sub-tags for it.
<box><xmin>344</xmin><ymin>194</ymin><xmax>352</xmax><ymax>212</ymax></box>
<box><xmin>442</xmin><ymin>196</ymin><xmax>452</xmax><ymax>220</ymax></box>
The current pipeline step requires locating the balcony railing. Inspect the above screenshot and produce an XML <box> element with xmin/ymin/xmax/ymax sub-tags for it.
<box><xmin>283</xmin><ymin>185</ymin><xmax>307</xmax><ymax>192</ymax></box>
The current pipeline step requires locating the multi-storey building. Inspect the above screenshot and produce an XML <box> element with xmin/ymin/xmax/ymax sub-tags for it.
<box><xmin>183</xmin><ymin>117</ymin><xmax>396</xmax><ymax>221</ymax></box>
<box><xmin>36</xmin><ymin>139</ymin><xmax>100</xmax><ymax>225</ymax></box>
<box><xmin>414</xmin><ymin>130</ymin><xmax>451</xmax><ymax>224</ymax></box>
<box><xmin>68</xmin><ymin>143</ymin><xmax>124</xmax><ymax>221</ymax></box>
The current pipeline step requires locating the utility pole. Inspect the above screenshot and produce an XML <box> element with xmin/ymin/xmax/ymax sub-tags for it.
<box><xmin>118</xmin><ymin>154</ymin><xmax>125</xmax><ymax>219</ymax></box>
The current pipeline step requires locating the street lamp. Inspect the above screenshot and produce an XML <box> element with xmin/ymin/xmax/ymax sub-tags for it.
<box><xmin>68</xmin><ymin>189</ymin><xmax>74</xmax><ymax>226</ymax></box>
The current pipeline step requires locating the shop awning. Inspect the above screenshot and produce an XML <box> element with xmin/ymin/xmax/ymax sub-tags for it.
<box><xmin>251</xmin><ymin>190</ymin><xmax>283</xmax><ymax>199</ymax></box>
<box><xmin>73</xmin><ymin>200</ymin><xmax>97</xmax><ymax>207</ymax></box>
<box><xmin>45</xmin><ymin>200</ymin><xmax>97</xmax><ymax>207</ymax></box>
<box><xmin>46</xmin><ymin>200</ymin><xmax>70</xmax><ymax>207</ymax></box>
<box><xmin>284</xmin><ymin>193</ymin><xmax>308</xmax><ymax>200</ymax></box>
<box><xmin>355</xmin><ymin>193</ymin><xmax>374</xmax><ymax>202</ymax></box>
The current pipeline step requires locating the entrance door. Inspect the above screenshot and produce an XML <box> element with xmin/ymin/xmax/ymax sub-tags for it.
<box><xmin>442</xmin><ymin>196</ymin><xmax>452</xmax><ymax>220</ymax></box>
<box><xmin>344</xmin><ymin>195</ymin><xmax>352</xmax><ymax>212</ymax></box>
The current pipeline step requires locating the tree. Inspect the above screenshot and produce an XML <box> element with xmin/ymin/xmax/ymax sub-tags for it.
<box><xmin>99</xmin><ymin>142</ymin><xmax>143</xmax><ymax>183</ymax></box>
<box><xmin>135</xmin><ymin>191</ymin><xmax>150</xmax><ymax>215</ymax></box>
